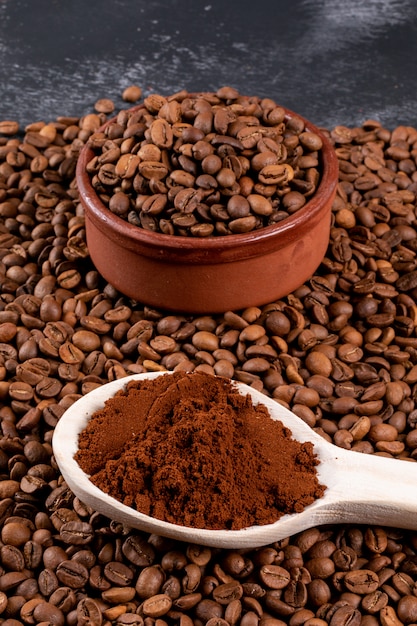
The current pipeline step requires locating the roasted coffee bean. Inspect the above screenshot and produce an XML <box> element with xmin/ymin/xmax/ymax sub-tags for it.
<box><xmin>213</xmin><ymin>581</ymin><xmax>243</xmax><ymax>604</ymax></box>
<box><xmin>59</xmin><ymin>521</ymin><xmax>94</xmax><ymax>545</ymax></box>
<box><xmin>0</xmin><ymin>120</ymin><xmax>20</xmax><ymax>135</ymax></box>
<box><xmin>142</xmin><ymin>593</ymin><xmax>173</xmax><ymax>617</ymax></box>
<box><xmin>49</xmin><ymin>586</ymin><xmax>77</xmax><ymax>613</ymax></box>
<box><xmin>1</xmin><ymin>521</ymin><xmax>32</xmax><ymax>546</ymax></box>
<box><xmin>135</xmin><ymin>564</ymin><xmax>165</xmax><ymax>598</ymax></box>
<box><xmin>259</xmin><ymin>565</ymin><xmax>291</xmax><ymax>589</ymax></box>
<box><xmin>0</xmin><ymin>544</ymin><xmax>25</xmax><ymax>571</ymax></box>
<box><xmin>76</xmin><ymin>597</ymin><xmax>103</xmax><ymax>625</ymax></box>
<box><xmin>56</xmin><ymin>560</ymin><xmax>89</xmax><ymax>588</ymax></box>
<box><xmin>343</xmin><ymin>569</ymin><xmax>380</xmax><ymax>594</ymax></box>
<box><xmin>38</xmin><ymin>567</ymin><xmax>59</xmax><ymax>596</ymax></box>
<box><xmin>122</xmin><ymin>534</ymin><xmax>155</xmax><ymax>566</ymax></box>
<box><xmin>104</xmin><ymin>561</ymin><xmax>135</xmax><ymax>586</ymax></box>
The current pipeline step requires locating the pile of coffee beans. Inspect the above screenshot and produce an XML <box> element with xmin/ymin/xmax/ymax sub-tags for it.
<box><xmin>85</xmin><ymin>87</ymin><xmax>324</xmax><ymax>237</ymax></box>
<box><xmin>1</xmin><ymin>88</ymin><xmax>417</xmax><ymax>626</ymax></box>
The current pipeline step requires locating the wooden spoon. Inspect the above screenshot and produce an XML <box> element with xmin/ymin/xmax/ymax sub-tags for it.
<box><xmin>52</xmin><ymin>371</ymin><xmax>417</xmax><ymax>549</ymax></box>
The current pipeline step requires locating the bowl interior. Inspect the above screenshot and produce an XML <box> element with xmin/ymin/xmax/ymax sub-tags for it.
<box><xmin>76</xmin><ymin>101</ymin><xmax>339</xmax><ymax>259</ymax></box>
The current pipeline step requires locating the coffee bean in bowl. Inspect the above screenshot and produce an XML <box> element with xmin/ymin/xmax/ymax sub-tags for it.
<box><xmin>76</xmin><ymin>87</ymin><xmax>338</xmax><ymax>313</ymax></box>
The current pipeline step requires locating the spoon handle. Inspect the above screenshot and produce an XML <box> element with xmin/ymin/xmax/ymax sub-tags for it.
<box><xmin>326</xmin><ymin>449</ymin><xmax>417</xmax><ymax>529</ymax></box>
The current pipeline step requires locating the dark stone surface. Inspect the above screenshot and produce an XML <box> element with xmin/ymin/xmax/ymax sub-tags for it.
<box><xmin>1</xmin><ymin>0</ymin><xmax>416</xmax><ymax>129</ymax></box>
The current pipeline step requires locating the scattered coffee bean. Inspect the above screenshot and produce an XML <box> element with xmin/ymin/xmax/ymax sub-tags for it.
<box><xmin>1</xmin><ymin>93</ymin><xmax>417</xmax><ymax>626</ymax></box>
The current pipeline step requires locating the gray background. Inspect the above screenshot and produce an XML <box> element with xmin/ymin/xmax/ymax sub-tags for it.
<box><xmin>0</xmin><ymin>0</ymin><xmax>416</xmax><ymax>130</ymax></box>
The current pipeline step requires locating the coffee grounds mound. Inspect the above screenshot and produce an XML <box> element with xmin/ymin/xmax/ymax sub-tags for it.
<box><xmin>75</xmin><ymin>371</ymin><xmax>325</xmax><ymax>530</ymax></box>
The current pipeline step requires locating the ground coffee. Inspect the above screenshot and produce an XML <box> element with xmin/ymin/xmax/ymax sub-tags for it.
<box><xmin>75</xmin><ymin>371</ymin><xmax>325</xmax><ymax>530</ymax></box>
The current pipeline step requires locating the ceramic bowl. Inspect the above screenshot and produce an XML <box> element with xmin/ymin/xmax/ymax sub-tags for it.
<box><xmin>76</xmin><ymin>103</ymin><xmax>338</xmax><ymax>314</ymax></box>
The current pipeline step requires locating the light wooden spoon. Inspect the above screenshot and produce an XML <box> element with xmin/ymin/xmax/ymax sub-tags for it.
<box><xmin>52</xmin><ymin>371</ymin><xmax>417</xmax><ymax>549</ymax></box>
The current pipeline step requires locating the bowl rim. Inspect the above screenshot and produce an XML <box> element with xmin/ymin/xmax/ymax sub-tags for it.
<box><xmin>76</xmin><ymin>100</ymin><xmax>339</xmax><ymax>261</ymax></box>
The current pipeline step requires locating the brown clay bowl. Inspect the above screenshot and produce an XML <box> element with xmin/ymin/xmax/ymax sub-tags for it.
<box><xmin>76</xmin><ymin>103</ymin><xmax>338</xmax><ymax>314</ymax></box>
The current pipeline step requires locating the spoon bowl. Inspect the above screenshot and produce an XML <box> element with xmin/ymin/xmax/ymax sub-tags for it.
<box><xmin>52</xmin><ymin>371</ymin><xmax>417</xmax><ymax>548</ymax></box>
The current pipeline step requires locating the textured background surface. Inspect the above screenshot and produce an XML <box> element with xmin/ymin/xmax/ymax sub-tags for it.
<box><xmin>1</xmin><ymin>0</ymin><xmax>416</xmax><ymax>129</ymax></box>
